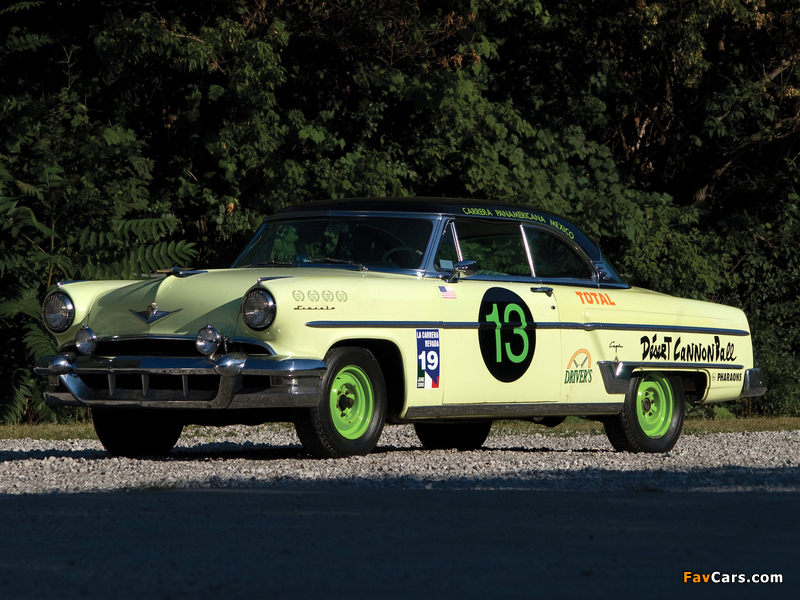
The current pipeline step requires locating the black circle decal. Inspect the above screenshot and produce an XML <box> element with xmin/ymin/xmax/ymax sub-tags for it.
<box><xmin>478</xmin><ymin>288</ymin><xmax>536</xmax><ymax>382</ymax></box>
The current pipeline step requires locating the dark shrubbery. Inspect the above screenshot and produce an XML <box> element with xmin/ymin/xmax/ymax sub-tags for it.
<box><xmin>2</xmin><ymin>0</ymin><xmax>799</xmax><ymax>419</ymax></box>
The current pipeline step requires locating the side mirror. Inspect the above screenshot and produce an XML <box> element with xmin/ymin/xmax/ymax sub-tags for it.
<box><xmin>443</xmin><ymin>260</ymin><xmax>478</xmax><ymax>282</ymax></box>
<box><xmin>455</xmin><ymin>260</ymin><xmax>478</xmax><ymax>277</ymax></box>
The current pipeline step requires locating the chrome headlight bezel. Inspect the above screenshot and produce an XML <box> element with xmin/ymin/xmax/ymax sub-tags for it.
<box><xmin>75</xmin><ymin>326</ymin><xmax>97</xmax><ymax>355</ymax></box>
<box><xmin>42</xmin><ymin>292</ymin><xmax>75</xmax><ymax>333</ymax></box>
<box><xmin>195</xmin><ymin>325</ymin><xmax>222</xmax><ymax>356</ymax></box>
<box><xmin>241</xmin><ymin>288</ymin><xmax>276</xmax><ymax>331</ymax></box>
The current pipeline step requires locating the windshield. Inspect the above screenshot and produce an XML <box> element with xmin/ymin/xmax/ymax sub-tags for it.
<box><xmin>233</xmin><ymin>217</ymin><xmax>433</xmax><ymax>270</ymax></box>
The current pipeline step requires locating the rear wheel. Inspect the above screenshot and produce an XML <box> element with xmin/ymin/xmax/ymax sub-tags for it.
<box><xmin>414</xmin><ymin>421</ymin><xmax>492</xmax><ymax>450</ymax></box>
<box><xmin>92</xmin><ymin>409</ymin><xmax>183</xmax><ymax>458</ymax></box>
<box><xmin>294</xmin><ymin>347</ymin><xmax>387</xmax><ymax>458</ymax></box>
<box><xmin>603</xmin><ymin>372</ymin><xmax>684</xmax><ymax>453</ymax></box>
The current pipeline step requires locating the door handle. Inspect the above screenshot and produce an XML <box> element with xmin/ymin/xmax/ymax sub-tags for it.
<box><xmin>530</xmin><ymin>286</ymin><xmax>554</xmax><ymax>297</ymax></box>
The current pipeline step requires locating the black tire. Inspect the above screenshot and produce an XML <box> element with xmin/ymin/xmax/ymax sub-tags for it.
<box><xmin>92</xmin><ymin>409</ymin><xmax>183</xmax><ymax>458</ymax></box>
<box><xmin>294</xmin><ymin>347</ymin><xmax>387</xmax><ymax>458</ymax></box>
<box><xmin>603</xmin><ymin>372</ymin><xmax>685</xmax><ymax>453</ymax></box>
<box><xmin>602</xmin><ymin>415</ymin><xmax>630</xmax><ymax>451</ymax></box>
<box><xmin>414</xmin><ymin>421</ymin><xmax>492</xmax><ymax>451</ymax></box>
<box><xmin>531</xmin><ymin>416</ymin><xmax>566</xmax><ymax>428</ymax></box>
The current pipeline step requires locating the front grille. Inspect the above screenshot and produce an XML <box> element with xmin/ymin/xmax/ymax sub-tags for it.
<box><xmin>95</xmin><ymin>339</ymin><xmax>199</xmax><ymax>357</ymax></box>
<box><xmin>77</xmin><ymin>373</ymin><xmax>219</xmax><ymax>401</ymax></box>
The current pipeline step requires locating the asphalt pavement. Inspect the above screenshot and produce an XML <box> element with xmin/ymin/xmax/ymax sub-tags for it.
<box><xmin>1</xmin><ymin>487</ymin><xmax>796</xmax><ymax>599</ymax></box>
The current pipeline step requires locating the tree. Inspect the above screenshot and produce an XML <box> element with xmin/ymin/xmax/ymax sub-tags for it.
<box><xmin>0</xmin><ymin>1</ymin><xmax>197</xmax><ymax>421</ymax></box>
<box><xmin>2</xmin><ymin>0</ymin><xmax>799</xmax><ymax>419</ymax></box>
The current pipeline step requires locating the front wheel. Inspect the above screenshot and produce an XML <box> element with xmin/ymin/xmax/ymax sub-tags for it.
<box><xmin>92</xmin><ymin>409</ymin><xmax>183</xmax><ymax>458</ymax></box>
<box><xmin>603</xmin><ymin>372</ymin><xmax>684</xmax><ymax>453</ymax></box>
<box><xmin>294</xmin><ymin>347</ymin><xmax>387</xmax><ymax>458</ymax></box>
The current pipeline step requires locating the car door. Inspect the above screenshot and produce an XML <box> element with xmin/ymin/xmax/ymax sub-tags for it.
<box><xmin>523</xmin><ymin>224</ymin><xmax>608</xmax><ymax>404</ymax></box>
<box><xmin>434</xmin><ymin>219</ymin><xmax>563</xmax><ymax>405</ymax></box>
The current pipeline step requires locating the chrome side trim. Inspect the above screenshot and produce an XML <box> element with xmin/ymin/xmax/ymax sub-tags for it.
<box><xmin>559</xmin><ymin>322</ymin><xmax>751</xmax><ymax>337</ymax></box>
<box><xmin>307</xmin><ymin>320</ymin><xmax>446</xmax><ymax>329</ymax></box>
<box><xmin>404</xmin><ymin>402</ymin><xmax>623</xmax><ymax>420</ymax></box>
<box><xmin>304</xmin><ymin>320</ymin><xmax>543</xmax><ymax>329</ymax></box>
<box><xmin>596</xmin><ymin>361</ymin><xmax>745</xmax><ymax>395</ymax></box>
<box><xmin>305</xmin><ymin>319</ymin><xmax>750</xmax><ymax>337</ymax></box>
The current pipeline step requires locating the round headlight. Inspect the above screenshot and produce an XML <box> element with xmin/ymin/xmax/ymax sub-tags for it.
<box><xmin>241</xmin><ymin>289</ymin><xmax>276</xmax><ymax>330</ymax></box>
<box><xmin>75</xmin><ymin>326</ymin><xmax>97</xmax><ymax>355</ymax></box>
<box><xmin>42</xmin><ymin>292</ymin><xmax>75</xmax><ymax>333</ymax></box>
<box><xmin>195</xmin><ymin>326</ymin><xmax>222</xmax><ymax>356</ymax></box>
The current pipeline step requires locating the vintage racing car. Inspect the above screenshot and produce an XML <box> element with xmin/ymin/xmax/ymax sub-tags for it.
<box><xmin>36</xmin><ymin>198</ymin><xmax>766</xmax><ymax>457</ymax></box>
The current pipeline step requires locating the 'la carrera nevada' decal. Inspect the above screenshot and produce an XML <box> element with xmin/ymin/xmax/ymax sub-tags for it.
<box><xmin>416</xmin><ymin>329</ymin><xmax>440</xmax><ymax>389</ymax></box>
<box><xmin>478</xmin><ymin>288</ymin><xmax>535</xmax><ymax>382</ymax></box>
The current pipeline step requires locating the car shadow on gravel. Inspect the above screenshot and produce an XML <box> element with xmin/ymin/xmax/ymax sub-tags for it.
<box><xmin>0</xmin><ymin>444</ymin><xmax>308</xmax><ymax>463</ymax></box>
<box><xmin>168</xmin><ymin>443</ymin><xmax>614</xmax><ymax>460</ymax></box>
<box><xmin>170</xmin><ymin>442</ymin><xmax>307</xmax><ymax>460</ymax></box>
<box><xmin>0</xmin><ymin>448</ymin><xmax>108</xmax><ymax>462</ymax></box>
<box><xmin>473</xmin><ymin>445</ymin><xmax>611</xmax><ymax>453</ymax></box>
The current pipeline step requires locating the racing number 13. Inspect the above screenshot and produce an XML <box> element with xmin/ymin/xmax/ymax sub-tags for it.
<box><xmin>486</xmin><ymin>303</ymin><xmax>529</xmax><ymax>363</ymax></box>
<box><xmin>478</xmin><ymin>288</ymin><xmax>535</xmax><ymax>383</ymax></box>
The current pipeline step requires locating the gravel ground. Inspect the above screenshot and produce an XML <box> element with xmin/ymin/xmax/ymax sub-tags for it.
<box><xmin>2</xmin><ymin>424</ymin><xmax>798</xmax><ymax>494</ymax></box>
<box><xmin>2</xmin><ymin>425</ymin><xmax>798</xmax><ymax>600</ymax></box>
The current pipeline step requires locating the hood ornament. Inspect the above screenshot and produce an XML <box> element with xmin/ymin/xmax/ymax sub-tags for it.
<box><xmin>130</xmin><ymin>302</ymin><xmax>181</xmax><ymax>326</ymax></box>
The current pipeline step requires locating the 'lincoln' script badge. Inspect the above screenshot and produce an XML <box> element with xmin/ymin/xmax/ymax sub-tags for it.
<box><xmin>130</xmin><ymin>302</ymin><xmax>181</xmax><ymax>326</ymax></box>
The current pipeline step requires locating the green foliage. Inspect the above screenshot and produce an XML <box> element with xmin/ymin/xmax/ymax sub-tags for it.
<box><xmin>1</xmin><ymin>0</ymin><xmax>800</xmax><ymax>419</ymax></box>
<box><xmin>0</xmin><ymin>0</ymin><xmax>199</xmax><ymax>422</ymax></box>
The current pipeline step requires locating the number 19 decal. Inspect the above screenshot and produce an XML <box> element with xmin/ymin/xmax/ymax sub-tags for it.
<box><xmin>479</xmin><ymin>288</ymin><xmax>535</xmax><ymax>382</ymax></box>
<box><xmin>416</xmin><ymin>329</ymin><xmax>440</xmax><ymax>389</ymax></box>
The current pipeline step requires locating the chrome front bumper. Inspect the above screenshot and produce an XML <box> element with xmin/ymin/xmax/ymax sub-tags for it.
<box><xmin>35</xmin><ymin>353</ymin><xmax>327</xmax><ymax>410</ymax></box>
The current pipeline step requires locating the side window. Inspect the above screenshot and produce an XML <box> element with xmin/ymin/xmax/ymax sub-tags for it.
<box><xmin>525</xmin><ymin>227</ymin><xmax>594</xmax><ymax>279</ymax></box>
<box><xmin>446</xmin><ymin>220</ymin><xmax>531</xmax><ymax>276</ymax></box>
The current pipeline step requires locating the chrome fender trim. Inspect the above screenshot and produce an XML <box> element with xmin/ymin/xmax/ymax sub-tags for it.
<box><xmin>596</xmin><ymin>360</ymin><xmax>746</xmax><ymax>396</ymax></box>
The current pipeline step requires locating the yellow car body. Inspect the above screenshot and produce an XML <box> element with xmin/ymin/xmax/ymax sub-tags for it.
<box><xmin>36</xmin><ymin>198</ymin><xmax>765</xmax><ymax>457</ymax></box>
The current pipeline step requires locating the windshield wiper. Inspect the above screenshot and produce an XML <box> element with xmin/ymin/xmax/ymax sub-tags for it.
<box><xmin>303</xmin><ymin>257</ymin><xmax>367</xmax><ymax>271</ymax></box>
<box><xmin>247</xmin><ymin>261</ymin><xmax>293</xmax><ymax>267</ymax></box>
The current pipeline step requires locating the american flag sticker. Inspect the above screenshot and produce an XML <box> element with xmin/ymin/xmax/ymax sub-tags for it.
<box><xmin>438</xmin><ymin>285</ymin><xmax>457</xmax><ymax>299</ymax></box>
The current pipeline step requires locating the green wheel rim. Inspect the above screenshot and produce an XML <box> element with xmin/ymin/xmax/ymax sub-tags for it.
<box><xmin>328</xmin><ymin>365</ymin><xmax>374</xmax><ymax>440</ymax></box>
<box><xmin>636</xmin><ymin>374</ymin><xmax>674</xmax><ymax>438</ymax></box>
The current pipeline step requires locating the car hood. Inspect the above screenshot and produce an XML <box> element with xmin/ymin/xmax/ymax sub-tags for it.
<box><xmin>70</xmin><ymin>269</ymin><xmax>291</xmax><ymax>341</ymax></box>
